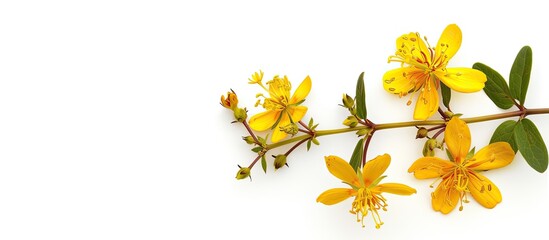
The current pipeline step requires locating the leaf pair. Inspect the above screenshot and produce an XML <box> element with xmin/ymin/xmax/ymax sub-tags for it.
<box><xmin>473</xmin><ymin>46</ymin><xmax>532</xmax><ymax>109</ymax></box>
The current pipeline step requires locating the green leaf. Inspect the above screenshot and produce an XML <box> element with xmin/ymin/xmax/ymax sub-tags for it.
<box><xmin>251</xmin><ymin>146</ymin><xmax>263</xmax><ymax>153</ymax></box>
<box><xmin>445</xmin><ymin>148</ymin><xmax>454</xmax><ymax>162</ymax></box>
<box><xmin>355</xmin><ymin>72</ymin><xmax>367</xmax><ymax>119</ymax></box>
<box><xmin>473</xmin><ymin>62</ymin><xmax>514</xmax><ymax>109</ymax></box>
<box><xmin>514</xmin><ymin>118</ymin><xmax>548</xmax><ymax>173</ymax></box>
<box><xmin>490</xmin><ymin>120</ymin><xmax>518</xmax><ymax>152</ymax></box>
<box><xmin>308</xmin><ymin>118</ymin><xmax>314</xmax><ymax>128</ymax></box>
<box><xmin>261</xmin><ymin>155</ymin><xmax>267</xmax><ymax>173</ymax></box>
<box><xmin>306</xmin><ymin>139</ymin><xmax>311</xmax><ymax>151</ymax></box>
<box><xmin>509</xmin><ymin>46</ymin><xmax>532</xmax><ymax>105</ymax></box>
<box><xmin>440</xmin><ymin>82</ymin><xmax>451</xmax><ymax>109</ymax></box>
<box><xmin>349</xmin><ymin>139</ymin><xmax>365</xmax><ymax>171</ymax></box>
<box><xmin>466</xmin><ymin>147</ymin><xmax>475</xmax><ymax>160</ymax></box>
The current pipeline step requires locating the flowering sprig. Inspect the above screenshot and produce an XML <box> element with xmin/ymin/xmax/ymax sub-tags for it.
<box><xmin>220</xmin><ymin>24</ymin><xmax>549</xmax><ymax>229</ymax></box>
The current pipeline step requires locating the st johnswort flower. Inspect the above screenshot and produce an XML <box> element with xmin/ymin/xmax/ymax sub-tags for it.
<box><xmin>317</xmin><ymin>154</ymin><xmax>416</xmax><ymax>228</ymax></box>
<box><xmin>249</xmin><ymin>72</ymin><xmax>311</xmax><ymax>143</ymax></box>
<box><xmin>383</xmin><ymin>24</ymin><xmax>487</xmax><ymax>120</ymax></box>
<box><xmin>408</xmin><ymin>117</ymin><xmax>515</xmax><ymax>214</ymax></box>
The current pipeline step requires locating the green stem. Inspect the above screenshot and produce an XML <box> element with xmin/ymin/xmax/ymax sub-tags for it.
<box><xmin>266</xmin><ymin>108</ymin><xmax>549</xmax><ymax>150</ymax></box>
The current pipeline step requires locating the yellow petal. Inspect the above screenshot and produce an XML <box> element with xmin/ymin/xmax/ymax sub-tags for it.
<box><xmin>413</xmin><ymin>79</ymin><xmax>439</xmax><ymax>120</ymax></box>
<box><xmin>374</xmin><ymin>183</ymin><xmax>416</xmax><ymax>195</ymax></box>
<box><xmin>290</xmin><ymin>75</ymin><xmax>312</xmax><ymax>104</ymax></box>
<box><xmin>467</xmin><ymin>142</ymin><xmax>515</xmax><ymax>170</ymax></box>
<box><xmin>432</xmin><ymin>178</ymin><xmax>460</xmax><ymax>214</ymax></box>
<box><xmin>435</xmin><ymin>24</ymin><xmax>462</xmax><ymax>61</ymax></box>
<box><xmin>468</xmin><ymin>172</ymin><xmax>502</xmax><ymax>209</ymax></box>
<box><xmin>363</xmin><ymin>154</ymin><xmax>391</xmax><ymax>186</ymax></box>
<box><xmin>435</xmin><ymin>68</ymin><xmax>486</xmax><ymax>93</ymax></box>
<box><xmin>383</xmin><ymin>68</ymin><xmax>424</xmax><ymax>95</ymax></box>
<box><xmin>324</xmin><ymin>155</ymin><xmax>360</xmax><ymax>187</ymax></box>
<box><xmin>288</xmin><ymin>106</ymin><xmax>308</xmax><ymax>124</ymax></box>
<box><xmin>316</xmin><ymin>188</ymin><xmax>355</xmax><ymax>205</ymax></box>
<box><xmin>444</xmin><ymin>117</ymin><xmax>471</xmax><ymax>162</ymax></box>
<box><xmin>396</xmin><ymin>32</ymin><xmax>431</xmax><ymax>64</ymax></box>
<box><xmin>270</xmin><ymin>112</ymin><xmax>290</xmax><ymax>143</ymax></box>
<box><xmin>249</xmin><ymin>110</ymin><xmax>280</xmax><ymax>131</ymax></box>
<box><xmin>408</xmin><ymin>157</ymin><xmax>455</xmax><ymax>179</ymax></box>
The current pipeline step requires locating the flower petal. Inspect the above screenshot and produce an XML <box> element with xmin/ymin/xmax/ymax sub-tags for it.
<box><xmin>363</xmin><ymin>154</ymin><xmax>391</xmax><ymax>187</ymax></box>
<box><xmin>435</xmin><ymin>24</ymin><xmax>462</xmax><ymax>61</ymax></box>
<box><xmin>444</xmin><ymin>117</ymin><xmax>471</xmax><ymax>162</ymax></box>
<box><xmin>432</xmin><ymin>178</ymin><xmax>460</xmax><ymax>214</ymax></box>
<box><xmin>249</xmin><ymin>110</ymin><xmax>280</xmax><ymax>131</ymax></box>
<box><xmin>435</xmin><ymin>68</ymin><xmax>486</xmax><ymax>93</ymax></box>
<box><xmin>413</xmin><ymin>79</ymin><xmax>439</xmax><ymax>120</ymax></box>
<box><xmin>408</xmin><ymin>157</ymin><xmax>455</xmax><ymax>179</ymax></box>
<box><xmin>288</xmin><ymin>106</ymin><xmax>308</xmax><ymax>124</ymax></box>
<box><xmin>467</xmin><ymin>142</ymin><xmax>515</xmax><ymax>170</ymax></box>
<box><xmin>374</xmin><ymin>183</ymin><xmax>416</xmax><ymax>195</ymax></box>
<box><xmin>383</xmin><ymin>68</ymin><xmax>424</xmax><ymax>95</ymax></box>
<box><xmin>396</xmin><ymin>32</ymin><xmax>431</xmax><ymax>64</ymax></box>
<box><xmin>290</xmin><ymin>75</ymin><xmax>312</xmax><ymax>104</ymax></box>
<box><xmin>270</xmin><ymin>112</ymin><xmax>290</xmax><ymax>143</ymax></box>
<box><xmin>468</xmin><ymin>172</ymin><xmax>502</xmax><ymax>209</ymax></box>
<box><xmin>324</xmin><ymin>155</ymin><xmax>360</xmax><ymax>187</ymax></box>
<box><xmin>316</xmin><ymin>188</ymin><xmax>355</xmax><ymax>205</ymax></box>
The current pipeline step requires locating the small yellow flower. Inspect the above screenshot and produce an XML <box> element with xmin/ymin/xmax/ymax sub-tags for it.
<box><xmin>383</xmin><ymin>24</ymin><xmax>487</xmax><ymax>120</ymax></box>
<box><xmin>408</xmin><ymin>117</ymin><xmax>515</xmax><ymax>214</ymax></box>
<box><xmin>317</xmin><ymin>154</ymin><xmax>416</xmax><ymax>228</ymax></box>
<box><xmin>220</xmin><ymin>90</ymin><xmax>238</xmax><ymax>110</ymax></box>
<box><xmin>248</xmin><ymin>70</ymin><xmax>264</xmax><ymax>84</ymax></box>
<box><xmin>249</xmin><ymin>74</ymin><xmax>311</xmax><ymax>143</ymax></box>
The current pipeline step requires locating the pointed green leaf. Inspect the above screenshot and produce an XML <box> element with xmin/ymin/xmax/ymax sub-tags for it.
<box><xmin>306</xmin><ymin>139</ymin><xmax>311</xmax><ymax>151</ymax></box>
<box><xmin>509</xmin><ymin>46</ymin><xmax>532</xmax><ymax>105</ymax></box>
<box><xmin>473</xmin><ymin>62</ymin><xmax>514</xmax><ymax>109</ymax></box>
<box><xmin>261</xmin><ymin>155</ymin><xmax>267</xmax><ymax>173</ymax></box>
<box><xmin>349</xmin><ymin>139</ymin><xmax>365</xmax><ymax>171</ymax></box>
<box><xmin>514</xmin><ymin>118</ymin><xmax>548</xmax><ymax>173</ymax></box>
<box><xmin>308</xmin><ymin>117</ymin><xmax>314</xmax><ymax>128</ymax></box>
<box><xmin>251</xmin><ymin>146</ymin><xmax>263</xmax><ymax>153</ymax></box>
<box><xmin>445</xmin><ymin>148</ymin><xmax>454</xmax><ymax>162</ymax></box>
<box><xmin>440</xmin><ymin>82</ymin><xmax>451</xmax><ymax>109</ymax></box>
<box><xmin>466</xmin><ymin>147</ymin><xmax>476</xmax><ymax>160</ymax></box>
<box><xmin>355</xmin><ymin>72</ymin><xmax>367</xmax><ymax>119</ymax></box>
<box><xmin>490</xmin><ymin>120</ymin><xmax>518</xmax><ymax>152</ymax></box>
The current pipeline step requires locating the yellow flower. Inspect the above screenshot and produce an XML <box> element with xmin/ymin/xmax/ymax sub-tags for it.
<box><xmin>248</xmin><ymin>70</ymin><xmax>264</xmax><ymax>84</ymax></box>
<box><xmin>408</xmin><ymin>117</ymin><xmax>515</xmax><ymax>214</ymax></box>
<box><xmin>383</xmin><ymin>24</ymin><xmax>487</xmax><ymax>120</ymax></box>
<box><xmin>317</xmin><ymin>154</ymin><xmax>416</xmax><ymax>228</ymax></box>
<box><xmin>249</xmin><ymin>74</ymin><xmax>311</xmax><ymax>143</ymax></box>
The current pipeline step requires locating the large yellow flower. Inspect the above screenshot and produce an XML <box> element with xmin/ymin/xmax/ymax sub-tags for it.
<box><xmin>408</xmin><ymin>117</ymin><xmax>515</xmax><ymax>214</ymax></box>
<box><xmin>383</xmin><ymin>24</ymin><xmax>487</xmax><ymax>120</ymax></box>
<box><xmin>317</xmin><ymin>154</ymin><xmax>416</xmax><ymax>228</ymax></box>
<box><xmin>249</xmin><ymin>74</ymin><xmax>311</xmax><ymax>143</ymax></box>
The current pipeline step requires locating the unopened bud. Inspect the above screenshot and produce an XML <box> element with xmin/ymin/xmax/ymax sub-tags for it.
<box><xmin>233</xmin><ymin>108</ymin><xmax>247</xmax><ymax>122</ymax></box>
<box><xmin>343</xmin><ymin>116</ymin><xmax>358</xmax><ymax>127</ymax></box>
<box><xmin>422</xmin><ymin>139</ymin><xmax>438</xmax><ymax>157</ymax></box>
<box><xmin>273</xmin><ymin>155</ymin><xmax>288</xmax><ymax>170</ymax></box>
<box><xmin>356</xmin><ymin>128</ymin><xmax>370</xmax><ymax>136</ymax></box>
<box><xmin>342</xmin><ymin>94</ymin><xmax>354</xmax><ymax>109</ymax></box>
<box><xmin>235</xmin><ymin>166</ymin><xmax>251</xmax><ymax>180</ymax></box>
<box><xmin>280</xmin><ymin>123</ymin><xmax>299</xmax><ymax>135</ymax></box>
<box><xmin>445</xmin><ymin>111</ymin><xmax>454</xmax><ymax>119</ymax></box>
<box><xmin>221</xmin><ymin>91</ymin><xmax>238</xmax><ymax>110</ymax></box>
<box><xmin>242</xmin><ymin>136</ymin><xmax>255</xmax><ymax>144</ymax></box>
<box><xmin>416</xmin><ymin>127</ymin><xmax>429</xmax><ymax>139</ymax></box>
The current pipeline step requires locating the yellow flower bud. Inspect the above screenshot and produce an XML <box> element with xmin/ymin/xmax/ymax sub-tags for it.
<box><xmin>356</xmin><ymin>128</ymin><xmax>370</xmax><ymax>136</ymax></box>
<box><xmin>342</xmin><ymin>94</ymin><xmax>354</xmax><ymax>109</ymax></box>
<box><xmin>280</xmin><ymin>123</ymin><xmax>299</xmax><ymax>136</ymax></box>
<box><xmin>422</xmin><ymin>139</ymin><xmax>438</xmax><ymax>157</ymax></box>
<box><xmin>416</xmin><ymin>127</ymin><xmax>429</xmax><ymax>139</ymax></box>
<box><xmin>233</xmin><ymin>107</ymin><xmax>248</xmax><ymax>122</ymax></box>
<box><xmin>221</xmin><ymin>91</ymin><xmax>238</xmax><ymax>110</ymax></box>
<box><xmin>343</xmin><ymin>116</ymin><xmax>358</xmax><ymax>128</ymax></box>
<box><xmin>235</xmin><ymin>166</ymin><xmax>251</xmax><ymax>180</ymax></box>
<box><xmin>273</xmin><ymin>155</ymin><xmax>288</xmax><ymax>170</ymax></box>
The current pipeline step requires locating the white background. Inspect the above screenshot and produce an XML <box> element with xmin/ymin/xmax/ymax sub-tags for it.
<box><xmin>1</xmin><ymin>0</ymin><xmax>548</xmax><ymax>239</ymax></box>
